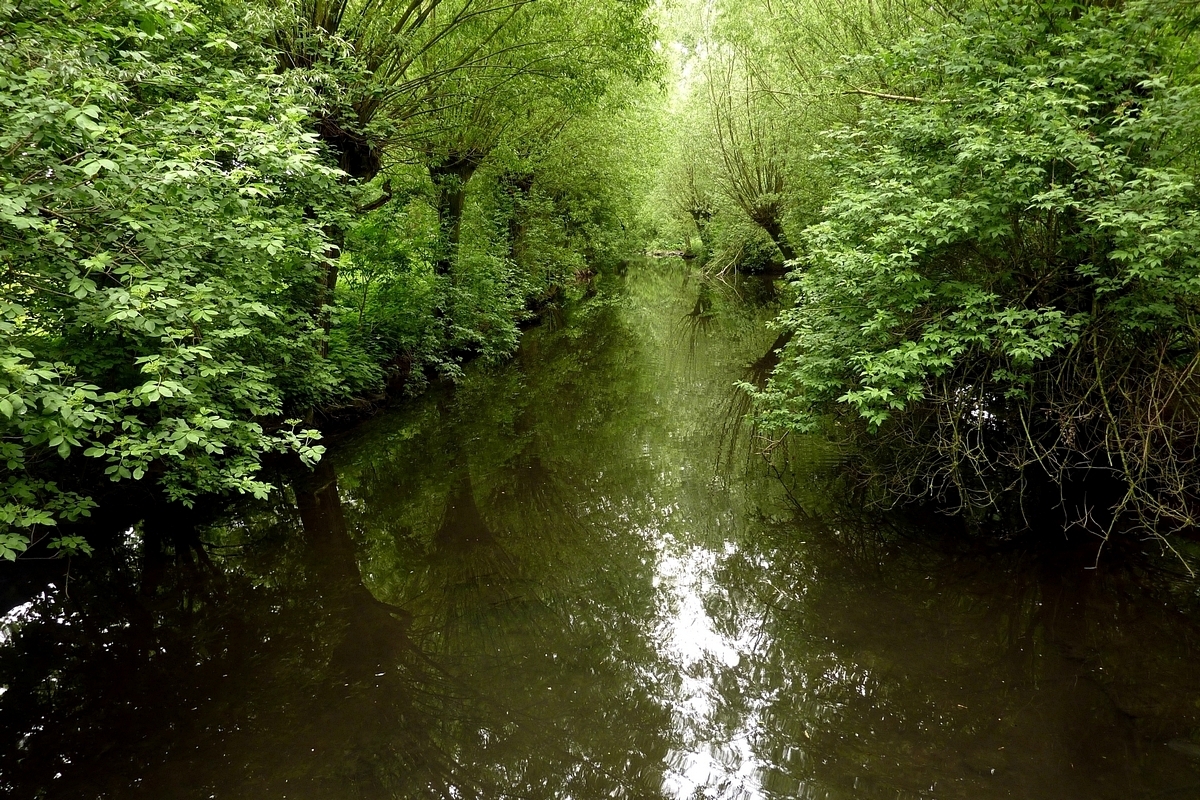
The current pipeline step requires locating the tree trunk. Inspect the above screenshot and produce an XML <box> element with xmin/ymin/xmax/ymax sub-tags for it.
<box><xmin>756</xmin><ymin>213</ymin><xmax>796</xmax><ymax>262</ymax></box>
<box><xmin>314</xmin><ymin>224</ymin><xmax>344</xmax><ymax>358</ymax></box>
<box><xmin>500</xmin><ymin>171</ymin><xmax>535</xmax><ymax>262</ymax></box>
<box><xmin>311</xmin><ymin>120</ymin><xmax>380</xmax><ymax>357</ymax></box>
<box><xmin>319</xmin><ymin>118</ymin><xmax>382</xmax><ymax>183</ymax></box>
<box><xmin>430</xmin><ymin>155</ymin><xmax>483</xmax><ymax>275</ymax></box>
<box><xmin>688</xmin><ymin>208</ymin><xmax>713</xmax><ymax>247</ymax></box>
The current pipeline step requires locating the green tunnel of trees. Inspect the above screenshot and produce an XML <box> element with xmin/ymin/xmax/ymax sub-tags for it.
<box><xmin>5</xmin><ymin>0</ymin><xmax>1200</xmax><ymax>556</ymax></box>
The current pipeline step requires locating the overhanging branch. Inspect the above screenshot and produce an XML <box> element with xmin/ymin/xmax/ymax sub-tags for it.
<box><xmin>845</xmin><ymin>87</ymin><xmax>949</xmax><ymax>103</ymax></box>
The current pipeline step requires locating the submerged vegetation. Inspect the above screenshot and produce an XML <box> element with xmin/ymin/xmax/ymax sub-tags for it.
<box><xmin>5</xmin><ymin>0</ymin><xmax>1200</xmax><ymax>557</ymax></box>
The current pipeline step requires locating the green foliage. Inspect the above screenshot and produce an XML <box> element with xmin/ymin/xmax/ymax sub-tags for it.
<box><xmin>1</xmin><ymin>0</ymin><xmax>341</xmax><ymax>552</ymax></box>
<box><xmin>646</xmin><ymin>0</ymin><xmax>915</xmax><ymax>271</ymax></box>
<box><xmin>759</xmin><ymin>1</ymin><xmax>1200</xmax><ymax>528</ymax></box>
<box><xmin>333</xmin><ymin>188</ymin><xmax>442</xmax><ymax>395</ymax></box>
<box><xmin>705</xmin><ymin>213</ymin><xmax>786</xmax><ymax>274</ymax></box>
<box><xmin>0</xmin><ymin>0</ymin><xmax>686</xmax><ymax>562</ymax></box>
<box><xmin>330</xmin><ymin>82</ymin><xmax>665</xmax><ymax>397</ymax></box>
<box><xmin>306</xmin><ymin>0</ymin><xmax>662</xmax><ymax>403</ymax></box>
<box><xmin>516</xmin><ymin>88</ymin><xmax>665</xmax><ymax>270</ymax></box>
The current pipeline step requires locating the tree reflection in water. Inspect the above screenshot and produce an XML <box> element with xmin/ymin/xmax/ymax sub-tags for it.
<box><xmin>3</xmin><ymin>261</ymin><xmax>1200</xmax><ymax>800</ymax></box>
<box><xmin>700</xmin><ymin>514</ymin><xmax>1200</xmax><ymax>799</ymax></box>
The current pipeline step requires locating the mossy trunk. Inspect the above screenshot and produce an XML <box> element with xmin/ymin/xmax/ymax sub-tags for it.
<box><xmin>430</xmin><ymin>155</ymin><xmax>483</xmax><ymax>275</ymax></box>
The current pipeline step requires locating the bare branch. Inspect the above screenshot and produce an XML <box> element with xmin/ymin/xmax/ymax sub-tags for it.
<box><xmin>844</xmin><ymin>87</ymin><xmax>949</xmax><ymax>103</ymax></box>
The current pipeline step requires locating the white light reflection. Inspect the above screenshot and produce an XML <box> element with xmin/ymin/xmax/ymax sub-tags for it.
<box><xmin>646</xmin><ymin>521</ymin><xmax>774</xmax><ymax>800</ymax></box>
<box><xmin>0</xmin><ymin>599</ymin><xmax>40</xmax><ymax>647</ymax></box>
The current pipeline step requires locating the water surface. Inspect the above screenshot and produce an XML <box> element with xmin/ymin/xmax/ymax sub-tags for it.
<box><xmin>4</xmin><ymin>261</ymin><xmax>1200</xmax><ymax>799</ymax></box>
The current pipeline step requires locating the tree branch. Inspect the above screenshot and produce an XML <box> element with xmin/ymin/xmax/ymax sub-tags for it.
<box><xmin>356</xmin><ymin>180</ymin><xmax>393</xmax><ymax>213</ymax></box>
<box><xmin>845</xmin><ymin>87</ymin><xmax>948</xmax><ymax>103</ymax></box>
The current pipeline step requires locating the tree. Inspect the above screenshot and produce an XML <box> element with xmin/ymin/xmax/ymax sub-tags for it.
<box><xmin>399</xmin><ymin>0</ymin><xmax>657</xmax><ymax>274</ymax></box>
<box><xmin>758</xmin><ymin>1</ymin><xmax>1200</xmax><ymax>538</ymax></box>
<box><xmin>700</xmin><ymin>48</ymin><xmax>795</xmax><ymax>261</ymax></box>
<box><xmin>652</xmin><ymin>0</ymin><xmax>932</xmax><ymax>269</ymax></box>
<box><xmin>659</xmin><ymin>101</ymin><xmax>718</xmax><ymax>251</ymax></box>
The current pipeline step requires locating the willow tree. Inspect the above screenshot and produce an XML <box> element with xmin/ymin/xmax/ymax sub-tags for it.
<box><xmin>397</xmin><ymin>0</ymin><xmax>658</xmax><ymax>274</ymax></box>
<box><xmin>739</xmin><ymin>0</ymin><xmax>941</xmax><ymax>94</ymax></box>
<box><xmin>660</xmin><ymin>2</ymin><xmax>814</xmax><ymax>266</ymax></box>
<box><xmin>703</xmin><ymin>52</ymin><xmax>795</xmax><ymax>260</ymax></box>
<box><xmin>655</xmin><ymin>0</ymin><xmax>949</xmax><ymax>268</ymax></box>
<box><xmin>657</xmin><ymin>97</ymin><xmax>718</xmax><ymax>251</ymax></box>
<box><xmin>270</xmin><ymin>0</ymin><xmax>653</xmax><ymax>274</ymax></box>
<box><xmin>264</xmin><ymin>0</ymin><xmax>546</xmax><ymax>326</ymax></box>
<box><xmin>268</xmin><ymin>0</ymin><xmax>532</xmax><ymax>182</ymax></box>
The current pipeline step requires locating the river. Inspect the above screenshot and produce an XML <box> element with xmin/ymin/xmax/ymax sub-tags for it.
<box><xmin>3</xmin><ymin>260</ymin><xmax>1200</xmax><ymax>798</ymax></box>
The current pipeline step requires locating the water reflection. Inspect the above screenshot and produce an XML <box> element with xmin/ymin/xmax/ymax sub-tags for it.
<box><xmin>2</xmin><ymin>261</ymin><xmax>1200</xmax><ymax>799</ymax></box>
<box><xmin>703</xmin><ymin>518</ymin><xmax>1200</xmax><ymax>799</ymax></box>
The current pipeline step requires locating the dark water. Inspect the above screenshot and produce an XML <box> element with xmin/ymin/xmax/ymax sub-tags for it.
<box><xmin>4</xmin><ymin>261</ymin><xmax>1200</xmax><ymax>799</ymax></box>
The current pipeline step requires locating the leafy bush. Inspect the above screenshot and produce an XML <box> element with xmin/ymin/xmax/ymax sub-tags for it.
<box><xmin>706</xmin><ymin>211</ymin><xmax>787</xmax><ymax>274</ymax></box>
<box><xmin>1</xmin><ymin>0</ymin><xmax>342</xmax><ymax>554</ymax></box>
<box><xmin>759</xmin><ymin>1</ymin><xmax>1200</xmax><ymax>534</ymax></box>
<box><xmin>333</xmin><ymin>196</ymin><xmax>442</xmax><ymax>395</ymax></box>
